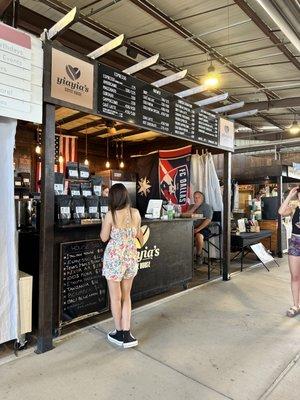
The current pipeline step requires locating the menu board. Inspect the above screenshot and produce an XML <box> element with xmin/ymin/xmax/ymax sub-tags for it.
<box><xmin>60</xmin><ymin>240</ymin><xmax>108</xmax><ymax>324</ymax></box>
<box><xmin>141</xmin><ymin>86</ymin><xmax>171</xmax><ymax>133</ymax></box>
<box><xmin>98</xmin><ymin>65</ymin><xmax>138</xmax><ymax>122</ymax></box>
<box><xmin>173</xmin><ymin>99</ymin><xmax>196</xmax><ymax>140</ymax></box>
<box><xmin>98</xmin><ymin>64</ymin><xmax>224</xmax><ymax>150</ymax></box>
<box><xmin>196</xmin><ymin>109</ymin><xmax>219</xmax><ymax>145</ymax></box>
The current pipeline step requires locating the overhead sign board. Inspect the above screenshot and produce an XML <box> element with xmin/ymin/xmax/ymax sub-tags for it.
<box><xmin>0</xmin><ymin>23</ymin><xmax>43</xmax><ymax>123</ymax></box>
<box><xmin>46</xmin><ymin>44</ymin><xmax>233</xmax><ymax>152</ymax></box>
<box><xmin>219</xmin><ymin>117</ymin><xmax>235</xmax><ymax>151</ymax></box>
<box><xmin>50</xmin><ymin>48</ymin><xmax>94</xmax><ymax>110</ymax></box>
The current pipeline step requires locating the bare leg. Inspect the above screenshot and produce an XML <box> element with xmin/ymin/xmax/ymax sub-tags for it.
<box><xmin>288</xmin><ymin>255</ymin><xmax>300</xmax><ymax>308</ymax></box>
<box><xmin>107</xmin><ymin>280</ymin><xmax>122</xmax><ymax>330</ymax></box>
<box><xmin>121</xmin><ymin>277</ymin><xmax>134</xmax><ymax>331</ymax></box>
<box><xmin>195</xmin><ymin>233</ymin><xmax>204</xmax><ymax>256</ymax></box>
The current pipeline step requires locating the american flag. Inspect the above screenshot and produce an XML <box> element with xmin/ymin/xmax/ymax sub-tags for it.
<box><xmin>36</xmin><ymin>135</ymin><xmax>78</xmax><ymax>191</ymax></box>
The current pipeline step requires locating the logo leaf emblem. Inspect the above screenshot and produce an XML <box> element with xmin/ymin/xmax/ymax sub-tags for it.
<box><xmin>66</xmin><ymin>65</ymin><xmax>81</xmax><ymax>81</ymax></box>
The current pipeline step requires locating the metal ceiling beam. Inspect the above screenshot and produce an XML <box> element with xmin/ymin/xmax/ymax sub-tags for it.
<box><xmin>233</xmin><ymin>0</ymin><xmax>300</xmax><ymax>70</ymax></box>
<box><xmin>255</xmin><ymin>0</ymin><xmax>300</xmax><ymax>53</ymax></box>
<box><xmin>152</xmin><ymin>69</ymin><xmax>187</xmax><ymax>87</ymax></box>
<box><xmin>229</xmin><ymin>109</ymin><xmax>258</xmax><ymax>119</ymax></box>
<box><xmin>0</xmin><ymin>0</ymin><xmax>13</xmax><ymax>16</ymax></box>
<box><xmin>212</xmin><ymin>101</ymin><xmax>245</xmax><ymax>113</ymax></box>
<box><xmin>195</xmin><ymin>93</ymin><xmax>229</xmax><ymax>107</ymax></box>
<box><xmin>241</xmin><ymin>97</ymin><xmax>300</xmax><ymax>112</ymax></box>
<box><xmin>68</xmin><ymin>119</ymin><xmax>105</xmax><ymax>134</ymax></box>
<box><xmin>56</xmin><ymin>111</ymin><xmax>87</xmax><ymax>126</ymax></box>
<box><xmin>235</xmin><ymin>137</ymin><xmax>300</xmax><ymax>153</ymax></box>
<box><xmin>128</xmin><ymin>0</ymin><xmax>281</xmax><ymax>100</ymax></box>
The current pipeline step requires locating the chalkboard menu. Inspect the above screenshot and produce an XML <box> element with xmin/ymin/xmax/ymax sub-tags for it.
<box><xmin>60</xmin><ymin>240</ymin><xmax>108</xmax><ymax>324</ymax></box>
<box><xmin>98</xmin><ymin>64</ymin><xmax>222</xmax><ymax>149</ymax></box>
<box><xmin>196</xmin><ymin>109</ymin><xmax>219</xmax><ymax>145</ymax></box>
<box><xmin>173</xmin><ymin>99</ymin><xmax>196</xmax><ymax>140</ymax></box>
<box><xmin>98</xmin><ymin>65</ymin><xmax>138</xmax><ymax>122</ymax></box>
<box><xmin>141</xmin><ymin>86</ymin><xmax>171</xmax><ymax>133</ymax></box>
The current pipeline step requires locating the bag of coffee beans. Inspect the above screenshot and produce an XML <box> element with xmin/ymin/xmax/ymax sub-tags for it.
<box><xmin>99</xmin><ymin>196</ymin><xmax>109</xmax><ymax>220</ymax></box>
<box><xmin>66</xmin><ymin>162</ymin><xmax>79</xmax><ymax>179</ymax></box>
<box><xmin>71</xmin><ymin>196</ymin><xmax>86</xmax><ymax>223</ymax></box>
<box><xmin>54</xmin><ymin>172</ymin><xmax>65</xmax><ymax>195</ymax></box>
<box><xmin>55</xmin><ymin>195</ymin><xmax>71</xmax><ymax>225</ymax></box>
<box><xmin>18</xmin><ymin>172</ymin><xmax>30</xmax><ymax>187</ymax></box>
<box><xmin>78</xmin><ymin>163</ymin><xmax>90</xmax><ymax>180</ymax></box>
<box><xmin>69</xmin><ymin>182</ymin><xmax>81</xmax><ymax>196</ymax></box>
<box><xmin>81</xmin><ymin>182</ymin><xmax>92</xmax><ymax>197</ymax></box>
<box><xmin>90</xmin><ymin>175</ymin><xmax>102</xmax><ymax>196</ymax></box>
<box><xmin>85</xmin><ymin>195</ymin><xmax>99</xmax><ymax>219</ymax></box>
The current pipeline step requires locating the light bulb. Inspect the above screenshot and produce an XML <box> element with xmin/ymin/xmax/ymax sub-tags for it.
<box><xmin>105</xmin><ymin>161</ymin><xmax>110</xmax><ymax>169</ymax></box>
<box><xmin>84</xmin><ymin>158</ymin><xmax>89</xmax><ymax>166</ymax></box>
<box><xmin>59</xmin><ymin>154</ymin><xmax>64</xmax><ymax>163</ymax></box>
<box><xmin>203</xmin><ymin>64</ymin><xmax>220</xmax><ymax>89</ymax></box>
<box><xmin>289</xmin><ymin>120</ymin><xmax>300</xmax><ymax>135</ymax></box>
<box><xmin>119</xmin><ymin>160</ymin><xmax>125</xmax><ymax>168</ymax></box>
<box><xmin>204</xmin><ymin>74</ymin><xmax>220</xmax><ymax>88</ymax></box>
<box><xmin>35</xmin><ymin>145</ymin><xmax>41</xmax><ymax>155</ymax></box>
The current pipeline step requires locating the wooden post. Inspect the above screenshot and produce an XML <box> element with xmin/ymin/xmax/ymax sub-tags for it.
<box><xmin>223</xmin><ymin>151</ymin><xmax>231</xmax><ymax>281</ymax></box>
<box><xmin>36</xmin><ymin>103</ymin><xmax>55</xmax><ymax>353</ymax></box>
<box><xmin>277</xmin><ymin>175</ymin><xmax>283</xmax><ymax>258</ymax></box>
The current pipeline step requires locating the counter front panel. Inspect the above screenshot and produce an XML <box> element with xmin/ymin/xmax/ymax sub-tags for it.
<box><xmin>132</xmin><ymin>219</ymin><xmax>194</xmax><ymax>300</ymax></box>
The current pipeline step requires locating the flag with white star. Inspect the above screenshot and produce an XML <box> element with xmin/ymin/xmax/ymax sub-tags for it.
<box><xmin>135</xmin><ymin>153</ymin><xmax>160</xmax><ymax>217</ymax></box>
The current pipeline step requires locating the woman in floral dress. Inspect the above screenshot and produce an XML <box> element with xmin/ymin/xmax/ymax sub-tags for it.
<box><xmin>101</xmin><ymin>183</ymin><xmax>143</xmax><ymax>348</ymax></box>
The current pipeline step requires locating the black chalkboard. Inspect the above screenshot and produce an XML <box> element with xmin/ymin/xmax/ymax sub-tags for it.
<box><xmin>98</xmin><ymin>64</ymin><xmax>220</xmax><ymax>149</ymax></box>
<box><xmin>60</xmin><ymin>239</ymin><xmax>108</xmax><ymax>324</ymax></box>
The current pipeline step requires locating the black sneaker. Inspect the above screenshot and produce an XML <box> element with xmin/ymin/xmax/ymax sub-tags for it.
<box><xmin>107</xmin><ymin>330</ymin><xmax>123</xmax><ymax>346</ymax></box>
<box><xmin>123</xmin><ymin>331</ymin><xmax>138</xmax><ymax>348</ymax></box>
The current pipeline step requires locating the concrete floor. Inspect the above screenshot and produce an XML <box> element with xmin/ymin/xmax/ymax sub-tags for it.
<box><xmin>0</xmin><ymin>259</ymin><xmax>299</xmax><ymax>400</ymax></box>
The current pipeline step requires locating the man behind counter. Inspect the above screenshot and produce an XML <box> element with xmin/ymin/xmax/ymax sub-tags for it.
<box><xmin>188</xmin><ymin>191</ymin><xmax>213</xmax><ymax>265</ymax></box>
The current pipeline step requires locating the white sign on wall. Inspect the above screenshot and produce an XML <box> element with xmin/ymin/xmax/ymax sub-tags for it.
<box><xmin>219</xmin><ymin>117</ymin><xmax>234</xmax><ymax>151</ymax></box>
<box><xmin>0</xmin><ymin>23</ymin><xmax>43</xmax><ymax>123</ymax></box>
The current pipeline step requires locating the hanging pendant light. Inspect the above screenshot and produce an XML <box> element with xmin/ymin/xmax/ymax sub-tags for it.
<box><xmin>203</xmin><ymin>57</ymin><xmax>220</xmax><ymax>89</ymax></box>
<box><xmin>58</xmin><ymin>125</ymin><xmax>64</xmax><ymax>163</ymax></box>
<box><xmin>35</xmin><ymin>145</ymin><xmax>41</xmax><ymax>155</ymax></box>
<box><xmin>289</xmin><ymin>114</ymin><xmax>300</xmax><ymax>135</ymax></box>
<box><xmin>105</xmin><ymin>138</ymin><xmax>110</xmax><ymax>169</ymax></box>
<box><xmin>35</xmin><ymin>125</ymin><xmax>42</xmax><ymax>155</ymax></box>
<box><xmin>119</xmin><ymin>138</ymin><xmax>125</xmax><ymax>169</ymax></box>
<box><xmin>84</xmin><ymin>127</ymin><xmax>89</xmax><ymax>165</ymax></box>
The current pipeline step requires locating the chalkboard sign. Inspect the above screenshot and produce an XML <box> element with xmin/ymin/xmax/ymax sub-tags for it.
<box><xmin>60</xmin><ymin>239</ymin><xmax>108</xmax><ymax>325</ymax></box>
<box><xmin>98</xmin><ymin>64</ymin><xmax>221</xmax><ymax>149</ymax></box>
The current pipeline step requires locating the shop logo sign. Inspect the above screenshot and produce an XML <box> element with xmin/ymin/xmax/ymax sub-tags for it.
<box><xmin>136</xmin><ymin>225</ymin><xmax>160</xmax><ymax>270</ymax></box>
<box><xmin>51</xmin><ymin>48</ymin><xmax>94</xmax><ymax>109</ymax></box>
<box><xmin>66</xmin><ymin>65</ymin><xmax>81</xmax><ymax>81</ymax></box>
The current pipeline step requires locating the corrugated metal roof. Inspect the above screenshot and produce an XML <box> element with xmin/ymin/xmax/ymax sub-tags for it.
<box><xmin>18</xmin><ymin>0</ymin><xmax>300</xmax><ymax>136</ymax></box>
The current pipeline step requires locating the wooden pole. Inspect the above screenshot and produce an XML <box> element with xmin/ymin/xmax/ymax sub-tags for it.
<box><xmin>36</xmin><ymin>103</ymin><xmax>55</xmax><ymax>353</ymax></box>
<box><xmin>223</xmin><ymin>151</ymin><xmax>231</xmax><ymax>280</ymax></box>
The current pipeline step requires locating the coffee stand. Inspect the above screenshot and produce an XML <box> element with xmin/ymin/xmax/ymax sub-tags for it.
<box><xmin>18</xmin><ymin>40</ymin><xmax>233</xmax><ymax>354</ymax></box>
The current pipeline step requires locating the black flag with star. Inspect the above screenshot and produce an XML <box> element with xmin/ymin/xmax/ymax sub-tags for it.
<box><xmin>135</xmin><ymin>153</ymin><xmax>160</xmax><ymax>217</ymax></box>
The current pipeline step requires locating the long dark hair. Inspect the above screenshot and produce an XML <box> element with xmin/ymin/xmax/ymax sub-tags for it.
<box><xmin>108</xmin><ymin>183</ymin><xmax>131</xmax><ymax>224</ymax></box>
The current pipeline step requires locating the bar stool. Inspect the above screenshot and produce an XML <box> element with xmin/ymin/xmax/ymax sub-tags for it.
<box><xmin>203</xmin><ymin>211</ymin><xmax>223</xmax><ymax>280</ymax></box>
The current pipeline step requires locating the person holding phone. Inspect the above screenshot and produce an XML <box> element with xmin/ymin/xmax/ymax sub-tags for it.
<box><xmin>100</xmin><ymin>184</ymin><xmax>143</xmax><ymax>347</ymax></box>
<box><xmin>279</xmin><ymin>186</ymin><xmax>300</xmax><ymax>317</ymax></box>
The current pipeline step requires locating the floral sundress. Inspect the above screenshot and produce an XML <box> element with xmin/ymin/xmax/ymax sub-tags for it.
<box><xmin>102</xmin><ymin>211</ymin><xmax>139</xmax><ymax>281</ymax></box>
